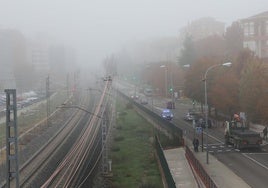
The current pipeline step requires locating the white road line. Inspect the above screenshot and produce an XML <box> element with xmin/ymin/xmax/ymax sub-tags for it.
<box><xmin>204</xmin><ymin>131</ymin><xmax>224</xmax><ymax>144</ymax></box>
<box><xmin>242</xmin><ymin>153</ymin><xmax>268</xmax><ymax>170</ymax></box>
<box><xmin>244</xmin><ymin>152</ymin><xmax>268</xmax><ymax>155</ymax></box>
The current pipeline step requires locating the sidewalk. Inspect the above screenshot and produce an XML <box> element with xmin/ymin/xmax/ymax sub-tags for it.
<box><xmin>164</xmin><ymin>145</ymin><xmax>251</xmax><ymax>188</ymax></box>
<box><xmin>190</xmin><ymin>146</ymin><xmax>250</xmax><ymax>188</ymax></box>
<box><xmin>164</xmin><ymin>148</ymin><xmax>199</xmax><ymax>188</ymax></box>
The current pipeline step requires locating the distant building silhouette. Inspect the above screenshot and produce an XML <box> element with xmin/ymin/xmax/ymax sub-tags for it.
<box><xmin>180</xmin><ymin>17</ymin><xmax>225</xmax><ymax>41</ymax></box>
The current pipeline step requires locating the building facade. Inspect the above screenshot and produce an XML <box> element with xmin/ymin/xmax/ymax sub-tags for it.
<box><xmin>240</xmin><ymin>11</ymin><xmax>268</xmax><ymax>59</ymax></box>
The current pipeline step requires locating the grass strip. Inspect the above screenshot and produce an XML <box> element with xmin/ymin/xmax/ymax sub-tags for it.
<box><xmin>110</xmin><ymin>100</ymin><xmax>163</xmax><ymax>188</ymax></box>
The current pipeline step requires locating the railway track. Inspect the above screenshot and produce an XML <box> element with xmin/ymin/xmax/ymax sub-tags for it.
<box><xmin>18</xmin><ymin>107</ymin><xmax>87</xmax><ymax>187</ymax></box>
<box><xmin>1</xmin><ymin>79</ymin><xmax>114</xmax><ymax>188</ymax></box>
<box><xmin>42</xmin><ymin>80</ymin><xmax>112</xmax><ymax>187</ymax></box>
<box><xmin>2</xmin><ymin>91</ymin><xmax>92</xmax><ymax>187</ymax></box>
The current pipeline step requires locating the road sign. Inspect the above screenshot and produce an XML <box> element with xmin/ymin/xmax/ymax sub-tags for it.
<box><xmin>196</xmin><ymin>127</ymin><xmax>202</xmax><ymax>134</ymax></box>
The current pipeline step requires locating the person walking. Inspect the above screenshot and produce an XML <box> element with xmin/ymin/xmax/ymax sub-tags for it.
<box><xmin>263</xmin><ymin>126</ymin><xmax>268</xmax><ymax>141</ymax></box>
<box><xmin>195</xmin><ymin>138</ymin><xmax>199</xmax><ymax>152</ymax></box>
<box><xmin>193</xmin><ymin>138</ymin><xmax>199</xmax><ymax>152</ymax></box>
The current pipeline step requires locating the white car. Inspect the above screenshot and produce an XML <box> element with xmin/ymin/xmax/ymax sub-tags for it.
<box><xmin>184</xmin><ymin>112</ymin><xmax>195</xmax><ymax>121</ymax></box>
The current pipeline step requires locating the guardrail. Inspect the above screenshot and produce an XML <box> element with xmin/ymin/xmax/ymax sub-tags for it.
<box><xmin>185</xmin><ymin>145</ymin><xmax>218</xmax><ymax>188</ymax></box>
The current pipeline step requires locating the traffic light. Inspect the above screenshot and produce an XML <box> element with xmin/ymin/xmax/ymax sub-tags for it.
<box><xmin>169</xmin><ymin>87</ymin><xmax>173</xmax><ymax>93</ymax></box>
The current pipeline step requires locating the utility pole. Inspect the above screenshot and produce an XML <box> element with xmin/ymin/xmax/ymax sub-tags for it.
<box><xmin>170</xmin><ymin>68</ymin><xmax>175</xmax><ymax>109</ymax></box>
<box><xmin>101</xmin><ymin>78</ymin><xmax>114</xmax><ymax>178</ymax></box>
<box><xmin>5</xmin><ymin>89</ymin><xmax>19</xmax><ymax>188</ymax></box>
<box><xmin>101</xmin><ymin>113</ymin><xmax>108</xmax><ymax>175</ymax></box>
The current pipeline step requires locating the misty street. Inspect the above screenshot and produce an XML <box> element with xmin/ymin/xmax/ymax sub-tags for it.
<box><xmin>1</xmin><ymin>1</ymin><xmax>268</xmax><ymax>187</ymax></box>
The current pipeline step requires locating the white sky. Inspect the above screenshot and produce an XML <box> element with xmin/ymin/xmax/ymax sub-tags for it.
<box><xmin>0</xmin><ymin>0</ymin><xmax>267</xmax><ymax>68</ymax></box>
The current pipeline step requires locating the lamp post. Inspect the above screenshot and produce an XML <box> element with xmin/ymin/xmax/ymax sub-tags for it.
<box><xmin>160</xmin><ymin>64</ymin><xmax>175</xmax><ymax>108</ymax></box>
<box><xmin>160</xmin><ymin>65</ymin><xmax>168</xmax><ymax>98</ymax></box>
<box><xmin>204</xmin><ymin>62</ymin><xmax>232</xmax><ymax>164</ymax></box>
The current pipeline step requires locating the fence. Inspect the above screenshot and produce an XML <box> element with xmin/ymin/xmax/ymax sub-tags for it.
<box><xmin>155</xmin><ymin>135</ymin><xmax>176</xmax><ymax>188</ymax></box>
<box><xmin>185</xmin><ymin>145</ymin><xmax>218</xmax><ymax>188</ymax></box>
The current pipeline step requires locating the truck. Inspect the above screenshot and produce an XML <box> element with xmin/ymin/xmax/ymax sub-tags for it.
<box><xmin>224</xmin><ymin>115</ymin><xmax>262</xmax><ymax>149</ymax></box>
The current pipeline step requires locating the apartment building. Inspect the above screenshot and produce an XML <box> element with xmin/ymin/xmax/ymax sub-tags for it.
<box><xmin>240</xmin><ymin>11</ymin><xmax>268</xmax><ymax>59</ymax></box>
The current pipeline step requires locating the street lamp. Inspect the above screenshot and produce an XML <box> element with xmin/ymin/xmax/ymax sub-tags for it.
<box><xmin>204</xmin><ymin>62</ymin><xmax>232</xmax><ymax>164</ymax></box>
<box><xmin>160</xmin><ymin>65</ymin><xmax>168</xmax><ymax>98</ymax></box>
<box><xmin>160</xmin><ymin>64</ymin><xmax>175</xmax><ymax>108</ymax></box>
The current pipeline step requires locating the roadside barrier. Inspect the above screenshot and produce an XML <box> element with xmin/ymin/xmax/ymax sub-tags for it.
<box><xmin>155</xmin><ymin>135</ymin><xmax>176</xmax><ymax>188</ymax></box>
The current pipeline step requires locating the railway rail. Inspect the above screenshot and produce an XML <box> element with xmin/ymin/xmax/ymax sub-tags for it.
<box><xmin>41</xmin><ymin>79</ymin><xmax>112</xmax><ymax>187</ymax></box>
<box><xmin>0</xmin><ymin>90</ymin><xmax>92</xmax><ymax>187</ymax></box>
<box><xmin>18</xmin><ymin>106</ymin><xmax>89</xmax><ymax>187</ymax></box>
<box><xmin>1</xmin><ymin>78</ymin><xmax>114</xmax><ymax>188</ymax></box>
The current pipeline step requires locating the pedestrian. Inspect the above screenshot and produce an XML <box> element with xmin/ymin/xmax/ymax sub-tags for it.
<box><xmin>263</xmin><ymin>126</ymin><xmax>267</xmax><ymax>140</ymax></box>
<box><xmin>192</xmin><ymin>138</ymin><xmax>195</xmax><ymax>151</ymax></box>
<box><xmin>193</xmin><ymin>138</ymin><xmax>199</xmax><ymax>152</ymax></box>
<box><xmin>196</xmin><ymin>138</ymin><xmax>199</xmax><ymax>152</ymax></box>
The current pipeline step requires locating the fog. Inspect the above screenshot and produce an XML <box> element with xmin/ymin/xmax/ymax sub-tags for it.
<box><xmin>0</xmin><ymin>0</ymin><xmax>267</xmax><ymax>71</ymax></box>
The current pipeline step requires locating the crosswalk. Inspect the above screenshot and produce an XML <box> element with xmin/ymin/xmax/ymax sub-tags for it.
<box><xmin>201</xmin><ymin>143</ymin><xmax>239</xmax><ymax>153</ymax></box>
<box><xmin>199</xmin><ymin>143</ymin><xmax>268</xmax><ymax>154</ymax></box>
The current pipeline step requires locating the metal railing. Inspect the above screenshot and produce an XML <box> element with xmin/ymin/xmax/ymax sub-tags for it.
<box><xmin>185</xmin><ymin>145</ymin><xmax>218</xmax><ymax>188</ymax></box>
<box><xmin>155</xmin><ymin>135</ymin><xmax>176</xmax><ymax>188</ymax></box>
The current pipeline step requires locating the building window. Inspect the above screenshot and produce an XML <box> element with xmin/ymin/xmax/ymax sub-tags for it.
<box><xmin>243</xmin><ymin>41</ymin><xmax>256</xmax><ymax>52</ymax></box>
<box><xmin>249</xmin><ymin>22</ymin><xmax>254</xmax><ymax>35</ymax></box>
<box><xmin>243</xmin><ymin>23</ymin><xmax>249</xmax><ymax>36</ymax></box>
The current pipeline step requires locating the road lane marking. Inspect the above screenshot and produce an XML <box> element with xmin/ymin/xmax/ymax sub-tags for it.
<box><xmin>242</xmin><ymin>153</ymin><xmax>268</xmax><ymax>170</ymax></box>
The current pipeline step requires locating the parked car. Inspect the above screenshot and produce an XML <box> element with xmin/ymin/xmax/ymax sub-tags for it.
<box><xmin>184</xmin><ymin>112</ymin><xmax>196</xmax><ymax>121</ymax></box>
<box><xmin>161</xmin><ymin>109</ymin><xmax>173</xmax><ymax>121</ymax></box>
<box><xmin>183</xmin><ymin>109</ymin><xmax>201</xmax><ymax>121</ymax></box>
